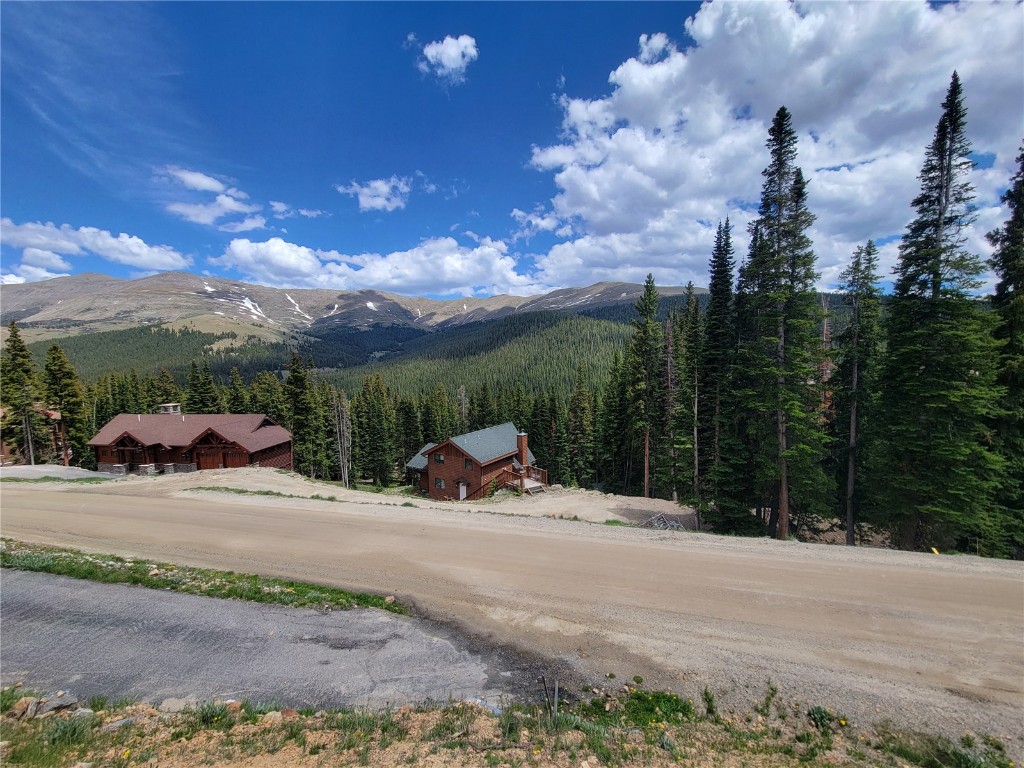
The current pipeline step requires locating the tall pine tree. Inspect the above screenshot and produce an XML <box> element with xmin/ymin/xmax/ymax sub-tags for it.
<box><xmin>226</xmin><ymin>367</ymin><xmax>250</xmax><ymax>413</ymax></box>
<box><xmin>284</xmin><ymin>353</ymin><xmax>329</xmax><ymax>479</ymax></box>
<box><xmin>1</xmin><ymin>322</ymin><xmax>51</xmax><ymax>464</ymax></box>
<box><xmin>730</xmin><ymin>108</ymin><xmax>831</xmax><ymax>538</ymax></box>
<box><xmin>566</xmin><ymin>365</ymin><xmax>596</xmax><ymax>488</ymax></box>
<box><xmin>625</xmin><ymin>274</ymin><xmax>663</xmax><ymax>497</ymax></box>
<box><xmin>874</xmin><ymin>73</ymin><xmax>1004</xmax><ymax>553</ymax></box>
<box><xmin>699</xmin><ymin>219</ymin><xmax>735</xmax><ymax>497</ymax></box>
<box><xmin>833</xmin><ymin>241</ymin><xmax>882</xmax><ymax>545</ymax></box>
<box><xmin>43</xmin><ymin>344</ymin><xmax>93</xmax><ymax>469</ymax></box>
<box><xmin>986</xmin><ymin>144</ymin><xmax>1024</xmax><ymax>555</ymax></box>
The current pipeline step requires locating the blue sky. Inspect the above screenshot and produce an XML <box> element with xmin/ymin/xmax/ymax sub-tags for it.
<box><xmin>1</xmin><ymin>1</ymin><xmax>1021</xmax><ymax>297</ymax></box>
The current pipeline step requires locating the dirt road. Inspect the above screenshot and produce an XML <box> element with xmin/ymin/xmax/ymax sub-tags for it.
<box><xmin>2</xmin><ymin>471</ymin><xmax>1021</xmax><ymax>749</ymax></box>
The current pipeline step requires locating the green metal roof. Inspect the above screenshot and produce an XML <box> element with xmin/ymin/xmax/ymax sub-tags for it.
<box><xmin>406</xmin><ymin>422</ymin><xmax>535</xmax><ymax>470</ymax></box>
<box><xmin>405</xmin><ymin>442</ymin><xmax>437</xmax><ymax>470</ymax></box>
<box><xmin>452</xmin><ymin>422</ymin><xmax>535</xmax><ymax>465</ymax></box>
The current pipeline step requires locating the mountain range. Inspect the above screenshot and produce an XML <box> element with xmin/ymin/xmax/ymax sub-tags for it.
<box><xmin>0</xmin><ymin>271</ymin><xmax>693</xmax><ymax>345</ymax></box>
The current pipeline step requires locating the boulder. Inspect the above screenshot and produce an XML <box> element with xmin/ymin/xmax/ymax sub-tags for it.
<box><xmin>9</xmin><ymin>696</ymin><xmax>39</xmax><ymax>720</ymax></box>
<box><xmin>260</xmin><ymin>711</ymin><xmax>283</xmax><ymax>725</ymax></box>
<box><xmin>38</xmin><ymin>695</ymin><xmax>79</xmax><ymax>716</ymax></box>
<box><xmin>100</xmin><ymin>716</ymin><xmax>135</xmax><ymax>733</ymax></box>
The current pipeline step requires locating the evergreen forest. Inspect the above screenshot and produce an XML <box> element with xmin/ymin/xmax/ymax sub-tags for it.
<box><xmin>2</xmin><ymin>73</ymin><xmax>1020</xmax><ymax>558</ymax></box>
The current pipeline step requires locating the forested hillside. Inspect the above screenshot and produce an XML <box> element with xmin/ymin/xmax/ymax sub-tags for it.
<box><xmin>327</xmin><ymin>313</ymin><xmax>631</xmax><ymax>398</ymax></box>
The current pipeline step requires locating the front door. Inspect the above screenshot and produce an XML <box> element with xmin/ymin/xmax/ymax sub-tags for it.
<box><xmin>459</xmin><ymin>482</ymin><xmax>467</xmax><ymax>500</ymax></box>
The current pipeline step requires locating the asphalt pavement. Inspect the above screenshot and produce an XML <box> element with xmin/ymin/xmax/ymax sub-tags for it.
<box><xmin>0</xmin><ymin>570</ymin><xmax>535</xmax><ymax>710</ymax></box>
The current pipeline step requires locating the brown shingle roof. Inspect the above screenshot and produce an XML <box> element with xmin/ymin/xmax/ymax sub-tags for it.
<box><xmin>88</xmin><ymin>413</ymin><xmax>291</xmax><ymax>454</ymax></box>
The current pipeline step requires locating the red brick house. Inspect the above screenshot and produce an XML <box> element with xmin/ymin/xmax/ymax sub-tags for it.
<box><xmin>406</xmin><ymin>422</ymin><xmax>547</xmax><ymax>500</ymax></box>
<box><xmin>89</xmin><ymin>408</ymin><xmax>292</xmax><ymax>475</ymax></box>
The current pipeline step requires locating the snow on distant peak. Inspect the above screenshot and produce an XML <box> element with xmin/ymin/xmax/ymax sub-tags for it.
<box><xmin>202</xmin><ymin>281</ymin><xmax>215</xmax><ymax>293</ymax></box>
<box><xmin>285</xmin><ymin>293</ymin><xmax>312</xmax><ymax>320</ymax></box>
<box><xmin>366</xmin><ymin>301</ymin><xmax>377</xmax><ymax>311</ymax></box>
<box><xmin>238</xmin><ymin>296</ymin><xmax>277</xmax><ymax>324</ymax></box>
<box><xmin>463</xmin><ymin>303</ymin><xmax>467</xmax><ymax>311</ymax></box>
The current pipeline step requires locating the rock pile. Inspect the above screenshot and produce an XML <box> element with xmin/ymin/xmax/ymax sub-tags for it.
<box><xmin>1</xmin><ymin>685</ymin><xmax>159</xmax><ymax>734</ymax></box>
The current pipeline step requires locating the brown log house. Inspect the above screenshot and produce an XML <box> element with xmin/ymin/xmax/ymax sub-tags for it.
<box><xmin>89</xmin><ymin>405</ymin><xmax>292</xmax><ymax>475</ymax></box>
<box><xmin>406</xmin><ymin>422</ymin><xmax>547</xmax><ymax>501</ymax></box>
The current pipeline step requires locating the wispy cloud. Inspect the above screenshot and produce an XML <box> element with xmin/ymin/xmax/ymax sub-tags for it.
<box><xmin>1</xmin><ymin>3</ymin><xmax>196</xmax><ymax>189</ymax></box>
<box><xmin>269</xmin><ymin>201</ymin><xmax>326</xmax><ymax>220</ymax></box>
<box><xmin>160</xmin><ymin>167</ymin><xmax>267</xmax><ymax>232</ymax></box>
<box><xmin>164</xmin><ymin>167</ymin><xmax>226</xmax><ymax>194</ymax></box>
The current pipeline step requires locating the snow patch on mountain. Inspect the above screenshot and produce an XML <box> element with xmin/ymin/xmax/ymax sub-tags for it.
<box><xmin>285</xmin><ymin>293</ymin><xmax>312</xmax><ymax>321</ymax></box>
<box><xmin>238</xmin><ymin>296</ymin><xmax>276</xmax><ymax>324</ymax></box>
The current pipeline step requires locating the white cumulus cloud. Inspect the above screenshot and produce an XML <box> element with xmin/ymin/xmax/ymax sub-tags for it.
<box><xmin>212</xmin><ymin>235</ymin><xmax>544</xmax><ymax>297</ymax></box>
<box><xmin>0</xmin><ymin>217</ymin><xmax>191</xmax><ymax>282</ymax></box>
<box><xmin>518</xmin><ymin>0</ymin><xmax>1022</xmax><ymax>291</ymax></box>
<box><xmin>417</xmin><ymin>34</ymin><xmax>479</xmax><ymax>85</ymax></box>
<box><xmin>21</xmin><ymin>247</ymin><xmax>73</xmax><ymax>271</ymax></box>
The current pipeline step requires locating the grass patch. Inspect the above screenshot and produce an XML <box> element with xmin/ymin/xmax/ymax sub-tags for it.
<box><xmin>1</xmin><ymin>710</ymin><xmax>97</xmax><ymax>768</ymax></box>
<box><xmin>873</xmin><ymin>722</ymin><xmax>1013</xmax><ymax>768</ymax></box>
<box><xmin>603</xmin><ymin>519</ymin><xmax>627</xmax><ymax>526</ymax></box>
<box><xmin>1</xmin><ymin>685</ymin><xmax>34</xmax><ymax>712</ymax></box>
<box><xmin>43</xmin><ymin>715</ymin><xmax>95</xmax><ymax>747</ymax></box>
<box><xmin>0</xmin><ymin>538</ymin><xmax>406</xmax><ymax>614</ymax></box>
<box><xmin>190</xmin><ymin>486</ymin><xmax>324</xmax><ymax>501</ymax></box>
<box><xmin>0</xmin><ymin>688</ymin><xmax>1015</xmax><ymax>768</ymax></box>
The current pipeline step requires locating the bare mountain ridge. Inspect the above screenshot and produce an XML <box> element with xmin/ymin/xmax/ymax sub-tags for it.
<box><xmin>0</xmin><ymin>271</ymin><xmax>694</xmax><ymax>344</ymax></box>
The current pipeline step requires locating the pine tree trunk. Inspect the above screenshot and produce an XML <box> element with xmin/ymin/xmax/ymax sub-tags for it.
<box><xmin>776</xmin><ymin>313</ymin><xmax>789</xmax><ymax>540</ymax></box>
<box><xmin>692</xmin><ymin>369</ymin><xmax>699</xmax><ymax>499</ymax></box>
<box><xmin>24</xmin><ymin>411</ymin><xmax>36</xmax><ymax>465</ymax></box>
<box><xmin>712</xmin><ymin>388</ymin><xmax>721</xmax><ymax>497</ymax></box>
<box><xmin>643</xmin><ymin>428</ymin><xmax>650</xmax><ymax>498</ymax></box>
<box><xmin>846</xmin><ymin>313</ymin><xmax>860</xmax><ymax>546</ymax></box>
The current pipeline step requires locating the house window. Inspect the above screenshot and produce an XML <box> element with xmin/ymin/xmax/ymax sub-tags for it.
<box><xmin>465</xmin><ymin>458</ymin><xmax>473</xmax><ymax>469</ymax></box>
<box><xmin>435</xmin><ymin>478</ymin><xmax>445</xmax><ymax>489</ymax></box>
<box><xmin>434</xmin><ymin>453</ymin><xmax>445</xmax><ymax>464</ymax></box>
<box><xmin>180</xmin><ymin>453</ymin><xmax>189</xmax><ymax>461</ymax></box>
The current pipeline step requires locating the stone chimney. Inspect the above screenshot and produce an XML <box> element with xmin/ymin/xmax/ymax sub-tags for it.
<box><xmin>517</xmin><ymin>431</ymin><xmax>528</xmax><ymax>467</ymax></box>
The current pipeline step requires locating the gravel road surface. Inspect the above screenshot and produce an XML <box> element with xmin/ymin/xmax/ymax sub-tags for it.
<box><xmin>1</xmin><ymin>470</ymin><xmax>1021</xmax><ymax>752</ymax></box>
<box><xmin>0</xmin><ymin>570</ymin><xmax>542</xmax><ymax>709</ymax></box>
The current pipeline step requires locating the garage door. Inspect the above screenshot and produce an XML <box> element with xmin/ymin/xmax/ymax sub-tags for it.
<box><xmin>224</xmin><ymin>450</ymin><xmax>248</xmax><ymax>469</ymax></box>
<box><xmin>195</xmin><ymin>449</ymin><xmax>222</xmax><ymax>470</ymax></box>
